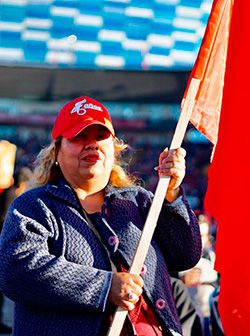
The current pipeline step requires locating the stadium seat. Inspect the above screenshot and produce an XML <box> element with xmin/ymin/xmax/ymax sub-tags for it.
<box><xmin>125</xmin><ymin>17</ymin><xmax>150</xmax><ymax>41</ymax></box>
<box><xmin>0</xmin><ymin>31</ymin><xmax>22</xmax><ymax>49</ymax></box>
<box><xmin>123</xmin><ymin>50</ymin><xmax>143</xmax><ymax>69</ymax></box>
<box><xmin>1</xmin><ymin>3</ymin><xmax>26</xmax><ymax>23</ymax></box>
<box><xmin>26</xmin><ymin>3</ymin><xmax>50</xmax><ymax>19</ymax></box>
<box><xmin>180</xmin><ymin>0</ymin><xmax>202</xmax><ymax>7</ymax></box>
<box><xmin>75</xmin><ymin>51</ymin><xmax>97</xmax><ymax>68</ymax></box>
<box><xmin>102</xmin><ymin>3</ymin><xmax>126</xmax><ymax>31</ymax></box>
<box><xmin>77</xmin><ymin>0</ymin><xmax>103</xmax><ymax>15</ymax></box>
<box><xmin>153</xmin><ymin>4</ymin><xmax>176</xmax><ymax>21</ymax></box>
<box><xmin>75</xmin><ymin>25</ymin><xmax>100</xmax><ymax>42</ymax></box>
<box><xmin>23</xmin><ymin>40</ymin><xmax>47</xmax><ymax>63</ymax></box>
<box><xmin>101</xmin><ymin>40</ymin><xmax>122</xmax><ymax>56</ymax></box>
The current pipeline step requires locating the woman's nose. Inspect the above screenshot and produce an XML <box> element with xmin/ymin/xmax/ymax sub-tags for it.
<box><xmin>84</xmin><ymin>139</ymin><xmax>99</xmax><ymax>150</ymax></box>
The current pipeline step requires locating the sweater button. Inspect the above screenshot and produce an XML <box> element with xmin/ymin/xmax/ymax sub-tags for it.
<box><xmin>140</xmin><ymin>264</ymin><xmax>147</xmax><ymax>275</ymax></box>
<box><xmin>155</xmin><ymin>298</ymin><xmax>166</xmax><ymax>310</ymax></box>
<box><xmin>108</xmin><ymin>235</ymin><xmax>119</xmax><ymax>246</ymax></box>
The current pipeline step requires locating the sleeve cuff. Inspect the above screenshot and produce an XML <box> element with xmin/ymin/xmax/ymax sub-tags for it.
<box><xmin>164</xmin><ymin>186</ymin><xmax>186</xmax><ymax>207</ymax></box>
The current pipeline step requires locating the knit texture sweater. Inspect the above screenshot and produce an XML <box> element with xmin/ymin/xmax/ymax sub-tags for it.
<box><xmin>0</xmin><ymin>178</ymin><xmax>201</xmax><ymax>336</ymax></box>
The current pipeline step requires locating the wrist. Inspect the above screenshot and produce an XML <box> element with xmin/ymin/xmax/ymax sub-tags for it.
<box><xmin>165</xmin><ymin>187</ymin><xmax>180</xmax><ymax>203</ymax></box>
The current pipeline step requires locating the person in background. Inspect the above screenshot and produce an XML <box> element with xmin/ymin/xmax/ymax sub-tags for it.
<box><xmin>0</xmin><ymin>96</ymin><xmax>201</xmax><ymax>336</ymax></box>
<box><xmin>179</xmin><ymin>214</ymin><xmax>218</xmax><ymax>336</ymax></box>
<box><xmin>209</xmin><ymin>287</ymin><xmax>224</xmax><ymax>336</ymax></box>
<box><xmin>0</xmin><ymin>188</ymin><xmax>13</xmax><ymax>335</ymax></box>
<box><xmin>170</xmin><ymin>276</ymin><xmax>203</xmax><ymax>336</ymax></box>
<box><xmin>0</xmin><ymin>140</ymin><xmax>17</xmax><ymax>334</ymax></box>
<box><xmin>0</xmin><ymin>166</ymin><xmax>33</xmax><ymax>334</ymax></box>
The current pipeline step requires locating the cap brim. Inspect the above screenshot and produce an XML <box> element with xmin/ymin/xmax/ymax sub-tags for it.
<box><xmin>62</xmin><ymin>120</ymin><xmax>115</xmax><ymax>139</ymax></box>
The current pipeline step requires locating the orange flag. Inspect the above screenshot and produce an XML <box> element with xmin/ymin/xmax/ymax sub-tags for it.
<box><xmin>182</xmin><ymin>0</ymin><xmax>233</xmax><ymax>145</ymax></box>
<box><xmin>204</xmin><ymin>0</ymin><xmax>250</xmax><ymax>333</ymax></box>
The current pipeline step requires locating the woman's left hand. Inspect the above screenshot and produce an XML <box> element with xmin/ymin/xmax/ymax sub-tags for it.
<box><xmin>157</xmin><ymin>147</ymin><xmax>186</xmax><ymax>202</ymax></box>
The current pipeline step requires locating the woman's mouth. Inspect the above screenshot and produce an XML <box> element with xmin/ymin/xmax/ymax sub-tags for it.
<box><xmin>82</xmin><ymin>154</ymin><xmax>100</xmax><ymax>163</ymax></box>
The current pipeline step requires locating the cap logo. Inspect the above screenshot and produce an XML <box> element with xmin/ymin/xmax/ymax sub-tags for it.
<box><xmin>71</xmin><ymin>99</ymin><xmax>103</xmax><ymax>116</ymax></box>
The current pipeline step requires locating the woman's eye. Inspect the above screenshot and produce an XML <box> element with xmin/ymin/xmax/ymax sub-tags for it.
<box><xmin>72</xmin><ymin>135</ymin><xmax>86</xmax><ymax>142</ymax></box>
<box><xmin>97</xmin><ymin>132</ymin><xmax>110</xmax><ymax>140</ymax></box>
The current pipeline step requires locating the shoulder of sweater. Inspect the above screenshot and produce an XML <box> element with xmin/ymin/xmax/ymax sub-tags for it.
<box><xmin>3</xmin><ymin>186</ymin><xmax>52</xmax><ymax>221</ymax></box>
<box><xmin>11</xmin><ymin>185</ymin><xmax>49</xmax><ymax>207</ymax></box>
<box><xmin>11</xmin><ymin>184</ymin><xmax>60</xmax><ymax>208</ymax></box>
<box><xmin>12</xmin><ymin>183</ymin><xmax>153</xmax><ymax>208</ymax></box>
<box><xmin>106</xmin><ymin>184</ymin><xmax>153</xmax><ymax>199</ymax></box>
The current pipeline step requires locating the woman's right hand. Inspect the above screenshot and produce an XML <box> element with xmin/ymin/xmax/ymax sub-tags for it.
<box><xmin>108</xmin><ymin>272</ymin><xmax>144</xmax><ymax>311</ymax></box>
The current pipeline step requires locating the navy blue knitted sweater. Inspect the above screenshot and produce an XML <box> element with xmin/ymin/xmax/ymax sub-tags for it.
<box><xmin>0</xmin><ymin>179</ymin><xmax>201</xmax><ymax>336</ymax></box>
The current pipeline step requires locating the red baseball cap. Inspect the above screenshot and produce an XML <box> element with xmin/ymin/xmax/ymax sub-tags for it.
<box><xmin>52</xmin><ymin>96</ymin><xmax>115</xmax><ymax>140</ymax></box>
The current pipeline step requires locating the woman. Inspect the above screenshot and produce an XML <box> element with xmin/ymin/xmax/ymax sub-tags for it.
<box><xmin>0</xmin><ymin>96</ymin><xmax>201</xmax><ymax>336</ymax></box>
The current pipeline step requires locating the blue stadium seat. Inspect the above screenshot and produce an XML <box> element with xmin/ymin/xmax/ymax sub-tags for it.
<box><xmin>102</xmin><ymin>3</ymin><xmax>126</xmax><ymax>31</ymax></box>
<box><xmin>0</xmin><ymin>31</ymin><xmax>22</xmax><ymax>48</ymax></box>
<box><xmin>26</xmin><ymin>3</ymin><xmax>50</xmax><ymax>19</ymax></box>
<box><xmin>123</xmin><ymin>50</ymin><xmax>142</xmax><ymax>69</ymax></box>
<box><xmin>75</xmin><ymin>25</ymin><xmax>100</xmax><ymax>41</ymax></box>
<box><xmin>101</xmin><ymin>41</ymin><xmax>122</xmax><ymax>56</ymax></box>
<box><xmin>1</xmin><ymin>3</ymin><xmax>26</xmax><ymax>23</ymax></box>
<box><xmin>53</xmin><ymin>0</ymin><xmax>78</xmax><ymax>7</ymax></box>
<box><xmin>180</xmin><ymin>0</ymin><xmax>203</xmax><ymax>7</ymax></box>
<box><xmin>125</xmin><ymin>17</ymin><xmax>150</xmax><ymax>40</ymax></box>
<box><xmin>201</xmin><ymin>12</ymin><xmax>210</xmax><ymax>25</ymax></box>
<box><xmin>75</xmin><ymin>51</ymin><xmax>97</xmax><ymax>68</ymax></box>
<box><xmin>149</xmin><ymin>46</ymin><xmax>170</xmax><ymax>57</ymax></box>
<box><xmin>77</xmin><ymin>0</ymin><xmax>103</xmax><ymax>15</ymax></box>
<box><xmin>50</xmin><ymin>16</ymin><xmax>75</xmax><ymax>39</ymax></box>
<box><xmin>174</xmin><ymin>40</ymin><xmax>196</xmax><ymax>52</ymax></box>
<box><xmin>153</xmin><ymin>4</ymin><xmax>176</xmax><ymax>21</ymax></box>
<box><xmin>129</xmin><ymin>0</ymin><xmax>154</xmax><ymax>9</ymax></box>
<box><xmin>23</xmin><ymin>40</ymin><xmax>47</xmax><ymax>63</ymax></box>
<box><xmin>151</xmin><ymin>20</ymin><xmax>174</xmax><ymax>36</ymax></box>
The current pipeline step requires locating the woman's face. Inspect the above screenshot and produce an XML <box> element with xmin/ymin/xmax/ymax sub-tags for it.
<box><xmin>57</xmin><ymin>124</ymin><xmax>115</xmax><ymax>190</ymax></box>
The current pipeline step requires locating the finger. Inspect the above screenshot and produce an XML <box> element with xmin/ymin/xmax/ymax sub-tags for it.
<box><xmin>175</xmin><ymin>147</ymin><xmax>186</xmax><ymax>158</ymax></box>
<box><xmin>120</xmin><ymin>292</ymin><xmax>139</xmax><ymax>310</ymax></box>
<box><xmin>159</xmin><ymin>154</ymin><xmax>185</xmax><ymax>169</ymax></box>
<box><xmin>127</xmin><ymin>302</ymin><xmax>136</xmax><ymax>311</ymax></box>
<box><xmin>130</xmin><ymin>283</ymin><xmax>143</xmax><ymax>297</ymax></box>
<box><xmin>130</xmin><ymin>274</ymin><xmax>144</xmax><ymax>288</ymax></box>
<box><xmin>163</xmin><ymin>147</ymin><xmax>186</xmax><ymax>160</ymax></box>
<box><xmin>122</xmin><ymin>300</ymin><xmax>136</xmax><ymax>311</ymax></box>
<box><xmin>158</xmin><ymin>160</ymin><xmax>186</xmax><ymax>173</ymax></box>
<box><xmin>159</xmin><ymin>166</ymin><xmax>184</xmax><ymax>176</ymax></box>
<box><xmin>161</xmin><ymin>150</ymin><xmax>186</xmax><ymax>163</ymax></box>
<box><xmin>160</xmin><ymin>161</ymin><xmax>178</xmax><ymax>169</ymax></box>
<box><xmin>166</xmin><ymin>147</ymin><xmax>186</xmax><ymax>158</ymax></box>
<box><xmin>155</xmin><ymin>159</ymin><xmax>185</xmax><ymax>172</ymax></box>
<box><xmin>159</xmin><ymin>148</ymin><xmax>169</xmax><ymax>163</ymax></box>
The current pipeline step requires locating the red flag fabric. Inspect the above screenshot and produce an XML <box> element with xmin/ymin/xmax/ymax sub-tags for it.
<box><xmin>182</xmin><ymin>0</ymin><xmax>233</xmax><ymax>145</ymax></box>
<box><xmin>204</xmin><ymin>0</ymin><xmax>250</xmax><ymax>334</ymax></box>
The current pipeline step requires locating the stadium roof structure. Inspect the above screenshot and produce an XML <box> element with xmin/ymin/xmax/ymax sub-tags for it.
<box><xmin>0</xmin><ymin>64</ymin><xmax>190</xmax><ymax>102</ymax></box>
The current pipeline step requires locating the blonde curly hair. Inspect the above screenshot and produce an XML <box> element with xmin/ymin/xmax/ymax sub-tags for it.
<box><xmin>33</xmin><ymin>137</ymin><xmax>137</xmax><ymax>189</ymax></box>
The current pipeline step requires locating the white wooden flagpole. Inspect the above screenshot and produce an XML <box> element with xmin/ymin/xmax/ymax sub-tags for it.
<box><xmin>107</xmin><ymin>78</ymin><xmax>201</xmax><ymax>336</ymax></box>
